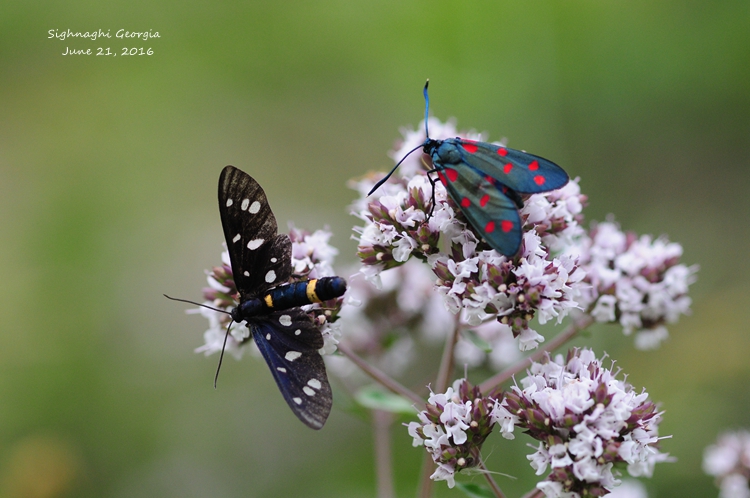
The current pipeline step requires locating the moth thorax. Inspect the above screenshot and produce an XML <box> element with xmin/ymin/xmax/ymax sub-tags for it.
<box><xmin>434</xmin><ymin>141</ymin><xmax>462</xmax><ymax>164</ymax></box>
<box><xmin>234</xmin><ymin>297</ymin><xmax>267</xmax><ymax>319</ymax></box>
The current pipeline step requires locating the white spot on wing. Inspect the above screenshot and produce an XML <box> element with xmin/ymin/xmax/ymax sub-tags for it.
<box><xmin>249</xmin><ymin>201</ymin><xmax>261</xmax><ymax>214</ymax></box>
<box><xmin>266</xmin><ymin>333</ymin><xmax>271</xmax><ymax>340</ymax></box>
<box><xmin>243</xmin><ymin>271</ymin><xmax>249</xmax><ymax>276</ymax></box>
<box><xmin>247</xmin><ymin>238</ymin><xmax>264</xmax><ymax>250</ymax></box>
<box><xmin>265</xmin><ymin>270</ymin><xmax>276</xmax><ymax>283</ymax></box>
<box><xmin>285</xmin><ymin>351</ymin><xmax>302</xmax><ymax>361</ymax></box>
<box><xmin>293</xmin><ymin>397</ymin><xmax>302</xmax><ymax>405</ymax></box>
<box><xmin>241</xmin><ymin>198</ymin><xmax>250</xmax><ymax>211</ymax></box>
<box><xmin>276</xmin><ymin>367</ymin><xmax>287</xmax><ymax>373</ymax></box>
<box><xmin>294</xmin><ymin>329</ymin><xmax>301</xmax><ymax>336</ymax></box>
<box><xmin>270</xmin><ymin>257</ymin><xmax>277</xmax><ymax>263</ymax></box>
<box><xmin>226</xmin><ymin>198</ymin><xmax>233</xmax><ymax>207</ymax></box>
<box><xmin>303</xmin><ymin>386</ymin><xmax>316</xmax><ymax>396</ymax></box>
<box><xmin>279</xmin><ymin>315</ymin><xmax>292</xmax><ymax>326</ymax></box>
<box><xmin>307</xmin><ymin>379</ymin><xmax>322</xmax><ymax>390</ymax></box>
<box><xmin>232</xmin><ymin>234</ymin><xmax>241</xmax><ymax>243</ymax></box>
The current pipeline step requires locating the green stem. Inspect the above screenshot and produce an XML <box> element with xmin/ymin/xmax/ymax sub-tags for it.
<box><xmin>520</xmin><ymin>488</ymin><xmax>546</xmax><ymax>498</ymax></box>
<box><xmin>418</xmin><ymin>452</ymin><xmax>434</xmax><ymax>498</ymax></box>
<box><xmin>373</xmin><ymin>410</ymin><xmax>395</xmax><ymax>498</ymax></box>
<box><xmin>337</xmin><ymin>342</ymin><xmax>424</xmax><ymax>406</ymax></box>
<box><xmin>478</xmin><ymin>457</ymin><xmax>506</xmax><ymax>498</ymax></box>
<box><xmin>435</xmin><ymin>312</ymin><xmax>462</xmax><ymax>392</ymax></box>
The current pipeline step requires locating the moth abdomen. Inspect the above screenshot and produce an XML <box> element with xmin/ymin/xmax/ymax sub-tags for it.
<box><xmin>265</xmin><ymin>277</ymin><xmax>346</xmax><ymax>310</ymax></box>
<box><xmin>234</xmin><ymin>277</ymin><xmax>347</xmax><ymax>319</ymax></box>
<box><xmin>309</xmin><ymin>276</ymin><xmax>347</xmax><ymax>302</ymax></box>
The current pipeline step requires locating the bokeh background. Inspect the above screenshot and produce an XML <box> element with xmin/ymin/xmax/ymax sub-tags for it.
<box><xmin>1</xmin><ymin>1</ymin><xmax>748</xmax><ymax>497</ymax></box>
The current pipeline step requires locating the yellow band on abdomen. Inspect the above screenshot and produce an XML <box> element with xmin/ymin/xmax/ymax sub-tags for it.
<box><xmin>264</xmin><ymin>294</ymin><xmax>274</xmax><ymax>308</ymax></box>
<box><xmin>306</xmin><ymin>279</ymin><xmax>319</xmax><ymax>303</ymax></box>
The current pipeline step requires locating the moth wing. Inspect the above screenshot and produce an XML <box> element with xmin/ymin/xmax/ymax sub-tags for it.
<box><xmin>451</xmin><ymin>138</ymin><xmax>569</xmax><ymax>194</ymax></box>
<box><xmin>437</xmin><ymin>162</ymin><xmax>523</xmax><ymax>256</ymax></box>
<box><xmin>251</xmin><ymin>309</ymin><xmax>332</xmax><ymax>430</ymax></box>
<box><xmin>218</xmin><ymin>166</ymin><xmax>292</xmax><ymax>297</ymax></box>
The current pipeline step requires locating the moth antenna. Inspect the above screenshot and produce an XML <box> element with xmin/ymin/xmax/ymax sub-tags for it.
<box><xmin>367</xmin><ymin>143</ymin><xmax>424</xmax><ymax>196</ymax></box>
<box><xmin>423</xmin><ymin>79</ymin><xmax>430</xmax><ymax>139</ymax></box>
<box><xmin>214</xmin><ymin>319</ymin><xmax>235</xmax><ymax>389</ymax></box>
<box><xmin>163</xmin><ymin>294</ymin><xmax>231</xmax><ymax>315</ymax></box>
<box><xmin>367</xmin><ymin>79</ymin><xmax>432</xmax><ymax>197</ymax></box>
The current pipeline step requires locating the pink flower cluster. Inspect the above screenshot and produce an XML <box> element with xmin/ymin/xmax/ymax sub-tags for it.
<box><xmin>493</xmin><ymin>349</ymin><xmax>671</xmax><ymax>497</ymax></box>
<box><xmin>407</xmin><ymin>379</ymin><xmax>500</xmax><ymax>488</ymax></box>
<box><xmin>573</xmin><ymin>220</ymin><xmax>698</xmax><ymax>349</ymax></box>
<box><xmin>703</xmin><ymin>430</ymin><xmax>750</xmax><ymax>498</ymax></box>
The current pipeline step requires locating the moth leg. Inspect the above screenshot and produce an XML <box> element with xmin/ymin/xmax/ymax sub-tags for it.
<box><xmin>425</xmin><ymin>168</ymin><xmax>439</xmax><ymax>220</ymax></box>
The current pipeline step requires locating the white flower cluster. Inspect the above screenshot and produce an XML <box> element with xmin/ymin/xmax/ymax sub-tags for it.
<box><xmin>406</xmin><ymin>378</ymin><xmax>498</xmax><ymax>489</ymax></box>
<box><xmin>493</xmin><ymin>349</ymin><xmax>671</xmax><ymax>497</ymax></box>
<box><xmin>703</xmin><ymin>430</ymin><xmax>750</xmax><ymax>498</ymax></box>
<box><xmin>573</xmin><ymin>220</ymin><xmax>698</xmax><ymax>349</ymax></box>
<box><xmin>432</xmin><ymin>229</ymin><xmax>586</xmax><ymax>351</ymax></box>
<box><xmin>288</xmin><ymin>227</ymin><xmax>339</xmax><ymax>278</ymax></box>
<box><xmin>525</xmin><ymin>178</ymin><xmax>587</xmax><ymax>253</ymax></box>
<box><xmin>353</xmin><ymin>173</ymin><xmax>449</xmax><ymax>275</ymax></box>
<box><xmin>194</xmin><ymin>228</ymin><xmax>344</xmax><ymax>357</ymax></box>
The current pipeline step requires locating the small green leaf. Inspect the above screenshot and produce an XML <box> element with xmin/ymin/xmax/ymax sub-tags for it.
<box><xmin>464</xmin><ymin>329</ymin><xmax>493</xmax><ymax>353</ymax></box>
<box><xmin>354</xmin><ymin>385</ymin><xmax>416</xmax><ymax>415</ymax></box>
<box><xmin>456</xmin><ymin>482</ymin><xmax>495</xmax><ymax>498</ymax></box>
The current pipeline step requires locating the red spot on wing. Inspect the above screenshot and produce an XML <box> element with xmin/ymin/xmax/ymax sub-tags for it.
<box><xmin>445</xmin><ymin>168</ymin><xmax>459</xmax><ymax>182</ymax></box>
<box><xmin>437</xmin><ymin>171</ymin><xmax>447</xmax><ymax>186</ymax></box>
<box><xmin>485</xmin><ymin>221</ymin><xmax>496</xmax><ymax>233</ymax></box>
<box><xmin>461</xmin><ymin>140</ymin><xmax>479</xmax><ymax>154</ymax></box>
<box><xmin>480</xmin><ymin>194</ymin><xmax>490</xmax><ymax>207</ymax></box>
<box><xmin>501</xmin><ymin>220</ymin><xmax>514</xmax><ymax>233</ymax></box>
<box><xmin>528</xmin><ymin>160</ymin><xmax>539</xmax><ymax>171</ymax></box>
<box><xmin>461</xmin><ymin>197</ymin><xmax>471</xmax><ymax>208</ymax></box>
<box><xmin>534</xmin><ymin>175</ymin><xmax>545</xmax><ymax>186</ymax></box>
<box><xmin>497</xmin><ymin>147</ymin><xmax>508</xmax><ymax>156</ymax></box>
<box><xmin>503</xmin><ymin>163</ymin><xmax>513</xmax><ymax>174</ymax></box>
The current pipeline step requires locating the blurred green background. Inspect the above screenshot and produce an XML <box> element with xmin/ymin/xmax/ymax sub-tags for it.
<box><xmin>1</xmin><ymin>1</ymin><xmax>748</xmax><ymax>497</ymax></box>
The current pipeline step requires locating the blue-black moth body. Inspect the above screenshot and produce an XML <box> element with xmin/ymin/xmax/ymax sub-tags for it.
<box><xmin>370</xmin><ymin>81</ymin><xmax>569</xmax><ymax>256</ymax></box>
<box><xmin>219</xmin><ymin>165</ymin><xmax>346</xmax><ymax>429</ymax></box>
